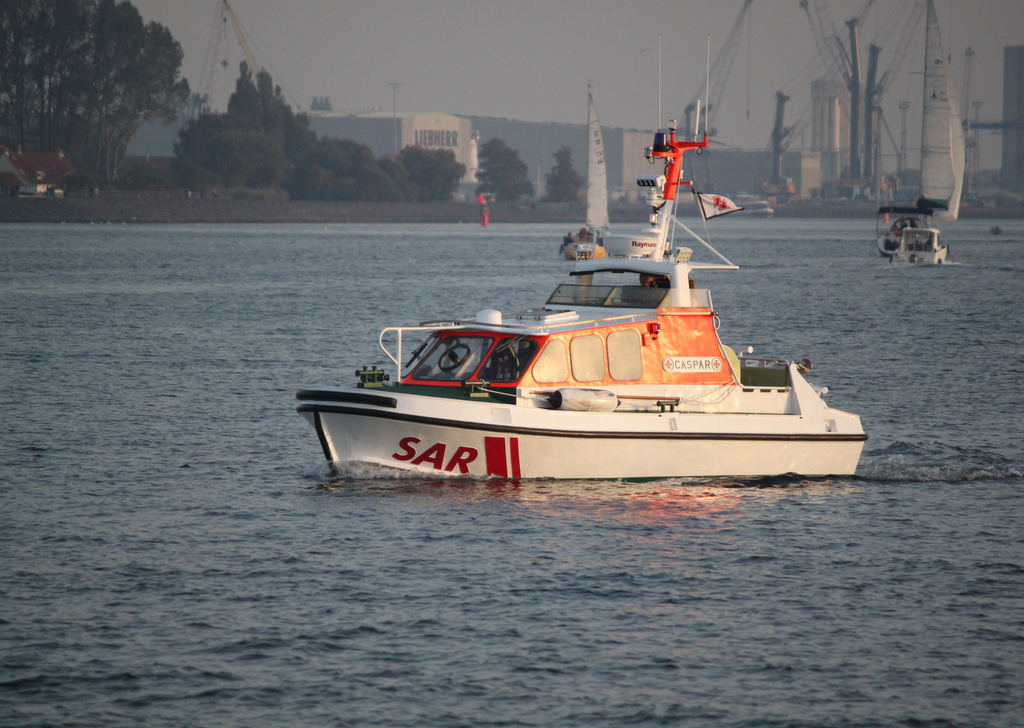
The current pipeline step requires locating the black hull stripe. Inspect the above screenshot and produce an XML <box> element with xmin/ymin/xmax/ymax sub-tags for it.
<box><xmin>297</xmin><ymin>403</ymin><xmax>868</xmax><ymax>443</ymax></box>
<box><xmin>296</xmin><ymin>389</ymin><xmax>397</xmax><ymax>408</ymax></box>
<box><xmin>312</xmin><ymin>411</ymin><xmax>334</xmax><ymax>461</ymax></box>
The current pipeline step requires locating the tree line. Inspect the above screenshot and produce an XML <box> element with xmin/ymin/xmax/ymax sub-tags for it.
<box><xmin>0</xmin><ymin>0</ymin><xmax>585</xmax><ymax>203</ymax></box>
<box><xmin>176</xmin><ymin>80</ymin><xmax>584</xmax><ymax>204</ymax></box>
<box><xmin>174</xmin><ymin>71</ymin><xmax>585</xmax><ymax>204</ymax></box>
<box><xmin>173</xmin><ymin>62</ymin><xmax>468</xmax><ymax>203</ymax></box>
<box><xmin>0</xmin><ymin>0</ymin><xmax>188</xmax><ymax>182</ymax></box>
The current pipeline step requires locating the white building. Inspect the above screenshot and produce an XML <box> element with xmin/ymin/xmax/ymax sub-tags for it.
<box><xmin>310</xmin><ymin>111</ymin><xmax>477</xmax><ymax>184</ymax></box>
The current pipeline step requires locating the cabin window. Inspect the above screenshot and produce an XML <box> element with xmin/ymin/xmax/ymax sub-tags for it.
<box><xmin>532</xmin><ymin>340</ymin><xmax>569</xmax><ymax>383</ymax></box>
<box><xmin>570</xmin><ymin>334</ymin><xmax>606</xmax><ymax>382</ymax></box>
<box><xmin>478</xmin><ymin>336</ymin><xmax>539</xmax><ymax>383</ymax></box>
<box><xmin>547</xmin><ymin>283</ymin><xmax>668</xmax><ymax>309</ymax></box>
<box><xmin>411</xmin><ymin>335</ymin><xmax>494</xmax><ymax>381</ymax></box>
<box><xmin>607</xmin><ymin>330</ymin><xmax>643</xmax><ymax>381</ymax></box>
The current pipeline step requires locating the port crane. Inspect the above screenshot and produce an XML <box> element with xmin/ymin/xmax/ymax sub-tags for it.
<box><xmin>799</xmin><ymin>0</ymin><xmax>876</xmax><ymax>86</ymax></box>
<box><xmin>799</xmin><ymin>0</ymin><xmax>876</xmax><ymax>179</ymax></box>
<box><xmin>222</xmin><ymin>0</ymin><xmax>261</xmax><ymax>78</ymax></box>
<box><xmin>800</xmin><ymin>0</ymin><xmax>925</xmax><ymax>193</ymax></box>
<box><xmin>198</xmin><ymin>0</ymin><xmax>299</xmax><ymax>112</ymax></box>
<box><xmin>862</xmin><ymin>1</ymin><xmax>925</xmax><ymax>185</ymax></box>
<box><xmin>759</xmin><ymin>59</ymin><xmax>817</xmax><ymax>196</ymax></box>
<box><xmin>683</xmin><ymin>0</ymin><xmax>753</xmax><ymax>140</ymax></box>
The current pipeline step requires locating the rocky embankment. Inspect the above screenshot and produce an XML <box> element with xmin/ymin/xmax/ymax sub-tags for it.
<box><xmin>0</xmin><ymin>196</ymin><xmax>500</xmax><ymax>224</ymax></box>
<box><xmin>1</xmin><ymin>195</ymin><xmax>1019</xmax><ymax>224</ymax></box>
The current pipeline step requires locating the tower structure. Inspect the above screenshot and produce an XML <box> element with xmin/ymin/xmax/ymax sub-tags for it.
<box><xmin>810</xmin><ymin>79</ymin><xmax>848</xmax><ymax>185</ymax></box>
<box><xmin>1002</xmin><ymin>46</ymin><xmax>1024</xmax><ymax>195</ymax></box>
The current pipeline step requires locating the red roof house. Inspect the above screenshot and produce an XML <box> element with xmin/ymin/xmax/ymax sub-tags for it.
<box><xmin>0</xmin><ymin>148</ymin><xmax>77</xmax><ymax>195</ymax></box>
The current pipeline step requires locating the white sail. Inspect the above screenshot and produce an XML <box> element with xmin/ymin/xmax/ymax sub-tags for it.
<box><xmin>586</xmin><ymin>89</ymin><xmax>610</xmax><ymax>230</ymax></box>
<box><xmin>919</xmin><ymin>0</ymin><xmax>965</xmax><ymax>220</ymax></box>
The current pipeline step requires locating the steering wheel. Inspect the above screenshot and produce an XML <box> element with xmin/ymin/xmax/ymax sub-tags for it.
<box><xmin>437</xmin><ymin>342</ymin><xmax>471</xmax><ymax>371</ymax></box>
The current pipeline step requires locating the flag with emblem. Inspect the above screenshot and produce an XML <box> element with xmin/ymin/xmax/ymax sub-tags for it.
<box><xmin>694</xmin><ymin>190</ymin><xmax>744</xmax><ymax>221</ymax></box>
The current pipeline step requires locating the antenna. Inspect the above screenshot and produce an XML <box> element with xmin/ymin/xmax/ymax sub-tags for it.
<box><xmin>705</xmin><ymin>34</ymin><xmax>711</xmax><ymax>139</ymax></box>
<box><xmin>658</xmin><ymin>34</ymin><xmax>663</xmax><ymax>128</ymax></box>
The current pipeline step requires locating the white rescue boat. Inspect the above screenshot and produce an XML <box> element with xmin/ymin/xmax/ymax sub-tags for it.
<box><xmin>297</xmin><ymin>121</ymin><xmax>867</xmax><ymax>479</ymax></box>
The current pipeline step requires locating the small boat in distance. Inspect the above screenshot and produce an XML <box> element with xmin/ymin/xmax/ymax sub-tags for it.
<box><xmin>896</xmin><ymin>226</ymin><xmax>948</xmax><ymax>264</ymax></box>
<box><xmin>876</xmin><ymin>0</ymin><xmax>963</xmax><ymax>263</ymax></box>
<box><xmin>733</xmin><ymin>196</ymin><xmax>774</xmax><ymax>218</ymax></box>
<box><xmin>296</xmin><ymin>113</ymin><xmax>867</xmax><ymax>479</ymax></box>
<box><xmin>560</xmin><ymin>87</ymin><xmax>609</xmax><ymax>260</ymax></box>
<box><xmin>876</xmin><ymin>202</ymin><xmax>947</xmax><ymax>263</ymax></box>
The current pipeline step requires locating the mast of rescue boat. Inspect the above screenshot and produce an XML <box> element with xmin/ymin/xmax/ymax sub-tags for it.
<box><xmin>645</xmin><ymin>119</ymin><xmax>708</xmax><ymax>260</ymax></box>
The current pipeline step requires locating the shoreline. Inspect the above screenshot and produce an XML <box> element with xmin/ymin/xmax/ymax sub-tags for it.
<box><xmin>2</xmin><ymin>196</ymin><xmax>1021</xmax><ymax>224</ymax></box>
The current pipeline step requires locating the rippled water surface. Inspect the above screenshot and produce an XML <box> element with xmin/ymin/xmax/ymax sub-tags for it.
<box><xmin>2</xmin><ymin>219</ymin><xmax>1023</xmax><ymax>727</ymax></box>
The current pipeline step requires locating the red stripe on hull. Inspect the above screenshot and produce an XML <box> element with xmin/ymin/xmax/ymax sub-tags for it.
<box><xmin>484</xmin><ymin>436</ymin><xmax>508</xmax><ymax>477</ymax></box>
<box><xmin>509</xmin><ymin>437</ymin><xmax>522</xmax><ymax>478</ymax></box>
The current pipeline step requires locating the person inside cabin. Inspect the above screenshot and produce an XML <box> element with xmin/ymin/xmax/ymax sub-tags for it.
<box><xmin>640</xmin><ymin>274</ymin><xmax>670</xmax><ymax>289</ymax></box>
<box><xmin>579</xmin><ymin>226</ymin><xmax>589</xmax><ymax>242</ymax></box>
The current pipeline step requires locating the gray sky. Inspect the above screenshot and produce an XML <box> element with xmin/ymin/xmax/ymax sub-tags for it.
<box><xmin>134</xmin><ymin>0</ymin><xmax>1022</xmax><ymax>170</ymax></box>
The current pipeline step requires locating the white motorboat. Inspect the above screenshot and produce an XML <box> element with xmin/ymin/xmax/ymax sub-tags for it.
<box><xmin>876</xmin><ymin>0</ymin><xmax>963</xmax><ymax>263</ymax></box>
<box><xmin>297</xmin><ymin>120</ymin><xmax>867</xmax><ymax>479</ymax></box>
<box><xmin>559</xmin><ymin>88</ymin><xmax>609</xmax><ymax>260</ymax></box>
<box><xmin>890</xmin><ymin>224</ymin><xmax>948</xmax><ymax>264</ymax></box>
<box><xmin>875</xmin><ymin>203</ymin><xmax>948</xmax><ymax>263</ymax></box>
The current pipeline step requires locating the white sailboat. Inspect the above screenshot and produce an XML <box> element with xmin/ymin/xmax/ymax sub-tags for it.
<box><xmin>585</xmin><ymin>87</ymin><xmax>610</xmax><ymax>233</ymax></box>
<box><xmin>876</xmin><ymin>0</ymin><xmax>963</xmax><ymax>263</ymax></box>
<box><xmin>560</xmin><ymin>87</ymin><xmax>609</xmax><ymax>260</ymax></box>
<box><xmin>919</xmin><ymin>0</ymin><xmax>965</xmax><ymax>221</ymax></box>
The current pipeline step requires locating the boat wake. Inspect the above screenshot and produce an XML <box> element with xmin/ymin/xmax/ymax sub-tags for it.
<box><xmin>301</xmin><ymin>460</ymin><xmax>864</xmax><ymax>493</ymax></box>
<box><xmin>885</xmin><ymin>258</ymin><xmax>965</xmax><ymax>266</ymax></box>
<box><xmin>858</xmin><ymin>441</ymin><xmax>1023</xmax><ymax>482</ymax></box>
<box><xmin>301</xmin><ymin>459</ymin><xmax>441</xmax><ymax>482</ymax></box>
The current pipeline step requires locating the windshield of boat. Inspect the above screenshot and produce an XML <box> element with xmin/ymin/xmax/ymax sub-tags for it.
<box><xmin>903</xmin><ymin>229</ymin><xmax>938</xmax><ymax>250</ymax></box>
<box><xmin>477</xmin><ymin>336</ymin><xmax>540</xmax><ymax>383</ymax></box>
<box><xmin>546</xmin><ymin>283</ymin><xmax>668</xmax><ymax>309</ymax></box>
<box><xmin>411</xmin><ymin>335</ymin><xmax>495</xmax><ymax>381</ymax></box>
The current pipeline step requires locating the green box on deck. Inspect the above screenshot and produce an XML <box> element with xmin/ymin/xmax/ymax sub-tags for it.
<box><xmin>740</xmin><ymin>357</ymin><xmax>790</xmax><ymax>388</ymax></box>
